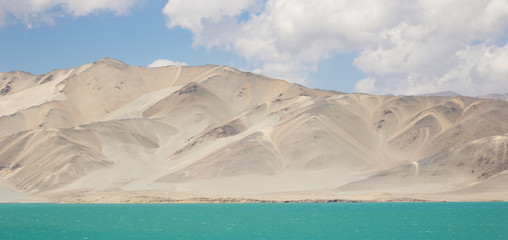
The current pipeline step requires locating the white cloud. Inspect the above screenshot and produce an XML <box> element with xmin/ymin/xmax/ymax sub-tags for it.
<box><xmin>162</xmin><ymin>0</ymin><xmax>411</xmax><ymax>84</ymax></box>
<box><xmin>353</xmin><ymin>0</ymin><xmax>508</xmax><ymax>95</ymax></box>
<box><xmin>163</xmin><ymin>0</ymin><xmax>508</xmax><ymax>95</ymax></box>
<box><xmin>0</xmin><ymin>0</ymin><xmax>142</xmax><ymax>28</ymax></box>
<box><xmin>355</xmin><ymin>77</ymin><xmax>377</xmax><ymax>94</ymax></box>
<box><xmin>147</xmin><ymin>59</ymin><xmax>188</xmax><ymax>68</ymax></box>
<box><xmin>162</xmin><ymin>0</ymin><xmax>259</xmax><ymax>34</ymax></box>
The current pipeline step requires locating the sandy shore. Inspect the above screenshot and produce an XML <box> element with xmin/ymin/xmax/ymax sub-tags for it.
<box><xmin>38</xmin><ymin>189</ymin><xmax>508</xmax><ymax>204</ymax></box>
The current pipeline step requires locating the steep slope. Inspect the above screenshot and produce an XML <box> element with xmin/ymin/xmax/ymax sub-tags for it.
<box><xmin>1</xmin><ymin>58</ymin><xmax>508</xmax><ymax>202</ymax></box>
<box><xmin>0</xmin><ymin>71</ymin><xmax>38</xmax><ymax>96</ymax></box>
<box><xmin>337</xmin><ymin>134</ymin><xmax>508</xmax><ymax>194</ymax></box>
<box><xmin>0</xmin><ymin>128</ymin><xmax>111</xmax><ymax>193</ymax></box>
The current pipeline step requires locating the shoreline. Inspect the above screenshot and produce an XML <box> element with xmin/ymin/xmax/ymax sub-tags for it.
<box><xmin>5</xmin><ymin>199</ymin><xmax>508</xmax><ymax>204</ymax></box>
<box><xmin>61</xmin><ymin>197</ymin><xmax>430</xmax><ymax>204</ymax></box>
<box><xmin>28</xmin><ymin>196</ymin><xmax>471</xmax><ymax>204</ymax></box>
<box><xmin>4</xmin><ymin>188</ymin><xmax>508</xmax><ymax>204</ymax></box>
<box><xmin>5</xmin><ymin>193</ymin><xmax>508</xmax><ymax>204</ymax></box>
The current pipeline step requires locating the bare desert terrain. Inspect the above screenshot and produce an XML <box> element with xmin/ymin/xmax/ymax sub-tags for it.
<box><xmin>1</xmin><ymin>58</ymin><xmax>507</xmax><ymax>202</ymax></box>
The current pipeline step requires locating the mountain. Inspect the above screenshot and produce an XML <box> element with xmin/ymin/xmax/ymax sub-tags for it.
<box><xmin>1</xmin><ymin>58</ymin><xmax>507</xmax><ymax>202</ymax></box>
<box><xmin>479</xmin><ymin>93</ymin><xmax>508</xmax><ymax>101</ymax></box>
<box><xmin>418</xmin><ymin>91</ymin><xmax>461</xmax><ymax>97</ymax></box>
<box><xmin>416</xmin><ymin>91</ymin><xmax>508</xmax><ymax>101</ymax></box>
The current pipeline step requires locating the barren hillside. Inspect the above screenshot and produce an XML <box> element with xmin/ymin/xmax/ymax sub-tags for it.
<box><xmin>1</xmin><ymin>58</ymin><xmax>507</xmax><ymax>202</ymax></box>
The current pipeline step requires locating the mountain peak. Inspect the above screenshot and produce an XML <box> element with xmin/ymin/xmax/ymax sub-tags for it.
<box><xmin>93</xmin><ymin>57</ymin><xmax>125</xmax><ymax>65</ymax></box>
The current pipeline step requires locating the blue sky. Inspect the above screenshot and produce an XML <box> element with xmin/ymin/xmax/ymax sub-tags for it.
<box><xmin>0</xmin><ymin>2</ymin><xmax>241</xmax><ymax>75</ymax></box>
<box><xmin>1</xmin><ymin>0</ymin><xmax>507</xmax><ymax>95</ymax></box>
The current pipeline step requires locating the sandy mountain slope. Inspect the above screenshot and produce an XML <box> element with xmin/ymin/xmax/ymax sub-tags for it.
<box><xmin>1</xmin><ymin>58</ymin><xmax>507</xmax><ymax>202</ymax></box>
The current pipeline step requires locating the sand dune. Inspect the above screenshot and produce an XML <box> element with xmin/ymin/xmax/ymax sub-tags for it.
<box><xmin>1</xmin><ymin>58</ymin><xmax>507</xmax><ymax>202</ymax></box>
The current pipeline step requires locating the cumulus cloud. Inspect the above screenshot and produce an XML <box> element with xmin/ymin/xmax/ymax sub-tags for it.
<box><xmin>353</xmin><ymin>0</ymin><xmax>508</xmax><ymax>95</ymax></box>
<box><xmin>147</xmin><ymin>59</ymin><xmax>188</xmax><ymax>68</ymax></box>
<box><xmin>163</xmin><ymin>0</ymin><xmax>508</xmax><ymax>95</ymax></box>
<box><xmin>0</xmin><ymin>0</ymin><xmax>142</xmax><ymax>28</ymax></box>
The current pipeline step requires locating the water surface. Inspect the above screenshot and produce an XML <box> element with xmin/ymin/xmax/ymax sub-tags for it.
<box><xmin>1</xmin><ymin>202</ymin><xmax>507</xmax><ymax>239</ymax></box>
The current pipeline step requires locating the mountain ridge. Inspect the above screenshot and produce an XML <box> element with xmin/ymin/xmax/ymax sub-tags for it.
<box><xmin>1</xmin><ymin>58</ymin><xmax>507</xmax><ymax>203</ymax></box>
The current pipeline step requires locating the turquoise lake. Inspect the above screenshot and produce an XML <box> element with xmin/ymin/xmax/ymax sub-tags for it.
<box><xmin>1</xmin><ymin>202</ymin><xmax>507</xmax><ymax>239</ymax></box>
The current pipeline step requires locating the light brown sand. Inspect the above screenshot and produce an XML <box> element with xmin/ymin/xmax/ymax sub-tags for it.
<box><xmin>1</xmin><ymin>58</ymin><xmax>507</xmax><ymax>203</ymax></box>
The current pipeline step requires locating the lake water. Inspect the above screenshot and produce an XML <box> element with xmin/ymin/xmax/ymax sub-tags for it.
<box><xmin>0</xmin><ymin>202</ymin><xmax>507</xmax><ymax>239</ymax></box>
